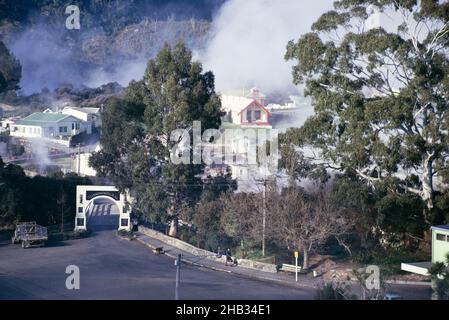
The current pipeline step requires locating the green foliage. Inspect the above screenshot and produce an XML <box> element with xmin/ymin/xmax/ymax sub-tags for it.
<box><xmin>285</xmin><ymin>0</ymin><xmax>449</xmax><ymax>223</ymax></box>
<box><xmin>90</xmin><ymin>42</ymin><xmax>224</xmax><ymax>228</ymax></box>
<box><xmin>429</xmin><ymin>253</ymin><xmax>449</xmax><ymax>300</ymax></box>
<box><xmin>192</xmin><ymin>191</ymin><xmax>228</xmax><ymax>251</ymax></box>
<box><xmin>376</xmin><ymin>193</ymin><xmax>426</xmax><ymax>241</ymax></box>
<box><xmin>433</xmin><ymin>191</ymin><xmax>449</xmax><ymax>225</ymax></box>
<box><xmin>353</xmin><ymin>247</ymin><xmax>428</xmax><ymax>275</ymax></box>
<box><xmin>0</xmin><ymin>41</ymin><xmax>21</xmax><ymax>94</ymax></box>
<box><xmin>0</xmin><ymin>157</ymin><xmax>91</xmax><ymax>228</ymax></box>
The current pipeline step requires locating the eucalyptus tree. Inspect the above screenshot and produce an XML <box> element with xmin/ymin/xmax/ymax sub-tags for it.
<box><xmin>285</xmin><ymin>0</ymin><xmax>449</xmax><ymax>223</ymax></box>
<box><xmin>90</xmin><ymin>42</ymin><xmax>223</xmax><ymax>236</ymax></box>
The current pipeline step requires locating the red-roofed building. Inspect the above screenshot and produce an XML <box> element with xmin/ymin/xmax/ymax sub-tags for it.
<box><xmin>221</xmin><ymin>87</ymin><xmax>271</xmax><ymax>128</ymax></box>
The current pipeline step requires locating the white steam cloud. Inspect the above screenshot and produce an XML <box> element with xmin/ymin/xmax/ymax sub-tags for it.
<box><xmin>200</xmin><ymin>0</ymin><xmax>334</xmax><ymax>93</ymax></box>
<box><xmin>30</xmin><ymin>138</ymin><xmax>51</xmax><ymax>171</ymax></box>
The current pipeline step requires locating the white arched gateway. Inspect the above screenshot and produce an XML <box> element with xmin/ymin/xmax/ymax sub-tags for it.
<box><xmin>74</xmin><ymin>185</ymin><xmax>132</xmax><ymax>231</ymax></box>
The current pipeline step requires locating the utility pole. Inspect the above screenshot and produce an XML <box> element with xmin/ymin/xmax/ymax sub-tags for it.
<box><xmin>77</xmin><ymin>143</ymin><xmax>81</xmax><ymax>175</ymax></box>
<box><xmin>262</xmin><ymin>180</ymin><xmax>266</xmax><ymax>257</ymax></box>
<box><xmin>175</xmin><ymin>254</ymin><xmax>181</xmax><ymax>300</ymax></box>
<box><xmin>255</xmin><ymin>178</ymin><xmax>268</xmax><ymax>257</ymax></box>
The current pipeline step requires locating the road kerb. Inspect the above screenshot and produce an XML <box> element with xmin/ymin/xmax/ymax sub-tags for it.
<box><xmin>133</xmin><ymin>235</ymin><xmax>318</xmax><ymax>289</ymax></box>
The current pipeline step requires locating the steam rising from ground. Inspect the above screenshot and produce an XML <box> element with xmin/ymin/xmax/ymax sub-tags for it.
<box><xmin>201</xmin><ymin>0</ymin><xmax>334</xmax><ymax>93</ymax></box>
<box><xmin>29</xmin><ymin>138</ymin><xmax>51</xmax><ymax>171</ymax></box>
<box><xmin>9</xmin><ymin>24</ymin><xmax>91</xmax><ymax>94</ymax></box>
<box><xmin>8</xmin><ymin>1</ymin><xmax>335</xmax><ymax>96</ymax></box>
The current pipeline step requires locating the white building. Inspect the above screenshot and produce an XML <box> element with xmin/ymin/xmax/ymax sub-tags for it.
<box><xmin>62</xmin><ymin>107</ymin><xmax>101</xmax><ymax>128</ymax></box>
<box><xmin>221</xmin><ymin>88</ymin><xmax>271</xmax><ymax>128</ymax></box>
<box><xmin>72</xmin><ymin>144</ymin><xmax>100</xmax><ymax>177</ymax></box>
<box><xmin>10</xmin><ymin>112</ymin><xmax>89</xmax><ymax>139</ymax></box>
<box><xmin>0</xmin><ymin>117</ymin><xmax>19</xmax><ymax>133</ymax></box>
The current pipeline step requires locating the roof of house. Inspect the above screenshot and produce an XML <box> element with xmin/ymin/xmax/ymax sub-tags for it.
<box><xmin>237</xmin><ymin>99</ymin><xmax>271</xmax><ymax>116</ymax></box>
<box><xmin>63</xmin><ymin>107</ymin><xmax>100</xmax><ymax>114</ymax></box>
<box><xmin>431</xmin><ymin>225</ymin><xmax>449</xmax><ymax>232</ymax></box>
<box><xmin>16</xmin><ymin>112</ymin><xmax>78</xmax><ymax>126</ymax></box>
<box><xmin>221</xmin><ymin>96</ymin><xmax>254</xmax><ymax>111</ymax></box>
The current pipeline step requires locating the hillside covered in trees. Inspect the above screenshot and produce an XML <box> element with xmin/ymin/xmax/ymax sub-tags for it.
<box><xmin>0</xmin><ymin>0</ymin><xmax>225</xmax><ymax>94</ymax></box>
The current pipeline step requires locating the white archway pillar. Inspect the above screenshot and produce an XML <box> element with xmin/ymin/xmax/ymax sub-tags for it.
<box><xmin>74</xmin><ymin>185</ymin><xmax>131</xmax><ymax>232</ymax></box>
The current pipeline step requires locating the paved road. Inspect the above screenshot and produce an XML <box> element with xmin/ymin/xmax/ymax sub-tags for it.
<box><xmin>0</xmin><ymin>229</ymin><xmax>316</xmax><ymax>300</ymax></box>
<box><xmin>0</xmin><ymin>200</ymin><xmax>432</xmax><ymax>300</ymax></box>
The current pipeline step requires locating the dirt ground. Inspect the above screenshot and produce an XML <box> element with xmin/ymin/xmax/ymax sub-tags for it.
<box><xmin>308</xmin><ymin>254</ymin><xmax>430</xmax><ymax>283</ymax></box>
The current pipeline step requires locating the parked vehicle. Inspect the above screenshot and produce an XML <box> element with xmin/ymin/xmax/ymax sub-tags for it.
<box><xmin>384</xmin><ymin>292</ymin><xmax>403</xmax><ymax>300</ymax></box>
<box><xmin>11</xmin><ymin>222</ymin><xmax>48</xmax><ymax>248</ymax></box>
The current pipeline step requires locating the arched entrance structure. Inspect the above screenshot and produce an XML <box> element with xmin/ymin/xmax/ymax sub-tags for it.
<box><xmin>74</xmin><ymin>185</ymin><xmax>132</xmax><ymax>231</ymax></box>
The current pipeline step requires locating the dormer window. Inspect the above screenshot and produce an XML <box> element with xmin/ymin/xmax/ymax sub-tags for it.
<box><xmin>246</xmin><ymin>110</ymin><xmax>252</xmax><ymax>122</ymax></box>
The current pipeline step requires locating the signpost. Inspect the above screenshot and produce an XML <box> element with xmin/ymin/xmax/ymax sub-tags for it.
<box><xmin>175</xmin><ymin>254</ymin><xmax>181</xmax><ymax>300</ymax></box>
<box><xmin>294</xmin><ymin>250</ymin><xmax>299</xmax><ymax>282</ymax></box>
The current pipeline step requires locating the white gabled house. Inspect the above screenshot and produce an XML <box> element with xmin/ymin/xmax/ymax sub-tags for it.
<box><xmin>10</xmin><ymin>112</ymin><xmax>89</xmax><ymax>139</ymax></box>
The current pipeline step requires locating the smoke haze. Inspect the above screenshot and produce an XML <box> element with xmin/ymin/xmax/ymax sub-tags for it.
<box><xmin>7</xmin><ymin>1</ymin><xmax>335</xmax><ymax>95</ymax></box>
<box><xmin>200</xmin><ymin>0</ymin><xmax>335</xmax><ymax>93</ymax></box>
<box><xmin>9</xmin><ymin>23</ymin><xmax>92</xmax><ymax>94</ymax></box>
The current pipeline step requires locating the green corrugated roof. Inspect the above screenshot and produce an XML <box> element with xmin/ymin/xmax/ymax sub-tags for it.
<box><xmin>16</xmin><ymin>112</ymin><xmax>72</xmax><ymax>126</ymax></box>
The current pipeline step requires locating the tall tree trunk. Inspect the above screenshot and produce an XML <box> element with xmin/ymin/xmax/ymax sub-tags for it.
<box><xmin>302</xmin><ymin>246</ymin><xmax>309</xmax><ymax>270</ymax></box>
<box><xmin>422</xmin><ymin>154</ymin><xmax>434</xmax><ymax>224</ymax></box>
<box><xmin>169</xmin><ymin>216</ymin><xmax>178</xmax><ymax>237</ymax></box>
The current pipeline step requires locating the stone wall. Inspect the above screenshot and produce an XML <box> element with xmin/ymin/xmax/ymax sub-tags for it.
<box><xmin>138</xmin><ymin>226</ymin><xmax>277</xmax><ymax>273</ymax></box>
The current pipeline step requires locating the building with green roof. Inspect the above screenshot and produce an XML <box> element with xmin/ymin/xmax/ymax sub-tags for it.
<box><xmin>10</xmin><ymin>111</ymin><xmax>89</xmax><ymax>139</ymax></box>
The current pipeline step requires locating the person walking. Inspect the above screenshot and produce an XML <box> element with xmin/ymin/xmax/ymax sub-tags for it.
<box><xmin>225</xmin><ymin>248</ymin><xmax>232</xmax><ymax>266</ymax></box>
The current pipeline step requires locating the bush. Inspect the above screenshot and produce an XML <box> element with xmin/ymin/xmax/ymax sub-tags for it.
<box><xmin>315</xmin><ymin>282</ymin><xmax>355</xmax><ymax>300</ymax></box>
<box><xmin>353</xmin><ymin>247</ymin><xmax>429</xmax><ymax>275</ymax></box>
<box><xmin>117</xmin><ymin>230</ymin><xmax>134</xmax><ymax>238</ymax></box>
<box><xmin>48</xmin><ymin>230</ymin><xmax>91</xmax><ymax>242</ymax></box>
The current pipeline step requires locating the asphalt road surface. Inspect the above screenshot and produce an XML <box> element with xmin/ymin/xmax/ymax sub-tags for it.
<box><xmin>0</xmin><ymin>228</ymin><xmax>317</xmax><ymax>300</ymax></box>
<box><xmin>0</xmin><ymin>199</ymin><xmax>432</xmax><ymax>300</ymax></box>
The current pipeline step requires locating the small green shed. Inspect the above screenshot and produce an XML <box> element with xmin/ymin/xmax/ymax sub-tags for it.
<box><xmin>431</xmin><ymin>225</ymin><xmax>449</xmax><ymax>264</ymax></box>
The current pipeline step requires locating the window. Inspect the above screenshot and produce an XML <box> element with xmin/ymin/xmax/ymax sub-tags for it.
<box><xmin>76</xmin><ymin>218</ymin><xmax>84</xmax><ymax>227</ymax></box>
<box><xmin>78</xmin><ymin>206</ymin><xmax>83</xmax><ymax>213</ymax></box>
<box><xmin>121</xmin><ymin>219</ymin><xmax>129</xmax><ymax>227</ymax></box>
<box><xmin>79</xmin><ymin>194</ymin><xmax>83</xmax><ymax>204</ymax></box>
<box><xmin>255</xmin><ymin>110</ymin><xmax>261</xmax><ymax>120</ymax></box>
<box><xmin>246</xmin><ymin>110</ymin><xmax>252</xmax><ymax>122</ymax></box>
<box><xmin>72</xmin><ymin>123</ymin><xmax>75</xmax><ymax>130</ymax></box>
<box><xmin>436</xmin><ymin>233</ymin><xmax>447</xmax><ymax>241</ymax></box>
<box><xmin>59</xmin><ymin>126</ymin><xmax>67</xmax><ymax>133</ymax></box>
